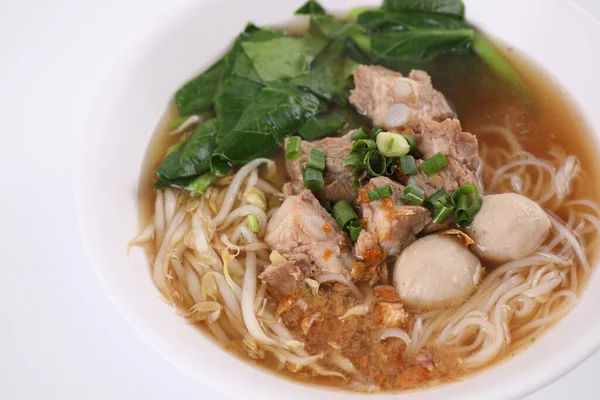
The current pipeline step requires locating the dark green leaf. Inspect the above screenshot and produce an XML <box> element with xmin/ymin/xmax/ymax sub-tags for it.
<box><xmin>211</xmin><ymin>81</ymin><xmax>321</xmax><ymax>167</ymax></box>
<box><xmin>472</xmin><ymin>32</ymin><xmax>525</xmax><ymax>90</ymax></box>
<box><xmin>242</xmin><ymin>37</ymin><xmax>308</xmax><ymax>81</ymax></box>
<box><xmin>382</xmin><ymin>0</ymin><xmax>465</xmax><ymax>18</ymax></box>
<box><xmin>358</xmin><ymin>11</ymin><xmax>473</xmax><ymax>71</ymax></box>
<box><xmin>290</xmin><ymin>39</ymin><xmax>352</xmax><ymax>103</ymax></box>
<box><xmin>312</xmin><ymin>15</ymin><xmax>365</xmax><ymax>40</ymax></box>
<box><xmin>295</xmin><ymin>0</ymin><xmax>327</xmax><ymax>16</ymax></box>
<box><xmin>155</xmin><ymin>119</ymin><xmax>219</xmax><ymax>182</ymax></box>
<box><xmin>223</xmin><ymin>27</ymin><xmax>285</xmax><ymax>82</ymax></box>
<box><xmin>215</xmin><ymin>77</ymin><xmax>263</xmax><ymax>136</ymax></box>
<box><xmin>303</xmin><ymin>19</ymin><xmax>330</xmax><ymax>63</ymax></box>
<box><xmin>175</xmin><ymin>59</ymin><xmax>224</xmax><ymax>116</ymax></box>
<box><xmin>299</xmin><ymin>113</ymin><xmax>345</xmax><ymax>140</ymax></box>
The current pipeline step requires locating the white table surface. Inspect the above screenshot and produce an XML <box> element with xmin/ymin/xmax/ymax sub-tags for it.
<box><xmin>1</xmin><ymin>0</ymin><xmax>599</xmax><ymax>399</ymax></box>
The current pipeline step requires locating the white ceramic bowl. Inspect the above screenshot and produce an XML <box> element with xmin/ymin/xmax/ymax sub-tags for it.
<box><xmin>77</xmin><ymin>0</ymin><xmax>600</xmax><ymax>399</ymax></box>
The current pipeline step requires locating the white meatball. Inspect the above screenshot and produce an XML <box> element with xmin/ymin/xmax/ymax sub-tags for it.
<box><xmin>393</xmin><ymin>235</ymin><xmax>481</xmax><ymax>310</ymax></box>
<box><xmin>466</xmin><ymin>193</ymin><xmax>551</xmax><ymax>263</ymax></box>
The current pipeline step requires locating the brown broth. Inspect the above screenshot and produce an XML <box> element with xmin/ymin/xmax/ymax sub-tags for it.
<box><xmin>136</xmin><ymin>27</ymin><xmax>600</xmax><ymax>393</ymax></box>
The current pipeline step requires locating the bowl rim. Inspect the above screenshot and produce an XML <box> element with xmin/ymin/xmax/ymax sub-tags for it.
<box><xmin>76</xmin><ymin>0</ymin><xmax>600</xmax><ymax>399</ymax></box>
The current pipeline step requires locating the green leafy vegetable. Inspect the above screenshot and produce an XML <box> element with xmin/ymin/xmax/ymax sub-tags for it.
<box><xmin>155</xmin><ymin>119</ymin><xmax>219</xmax><ymax>182</ymax></box>
<box><xmin>357</xmin><ymin>10</ymin><xmax>473</xmax><ymax>71</ymax></box>
<box><xmin>290</xmin><ymin>39</ymin><xmax>351</xmax><ymax>103</ymax></box>
<box><xmin>472</xmin><ymin>32</ymin><xmax>525</xmax><ymax>90</ymax></box>
<box><xmin>215</xmin><ymin>77</ymin><xmax>263</xmax><ymax>137</ymax></box>
<box><xmin>211</xmin><ymin>81</ymin><xmax>321</xmax><ymax>168</ymax></box>
<box><xmin>295</xmin><ymin>0</ymin><xmax>327</xmax><ymax>16</ymax></box>
<box><xmin>175</xmin><ymin>59</ymin><xmax>224</xmax><ymax>116</ymax></box>
<box><xmin>225</xmin><ymin>26</ymin><xmax>285</xmax><ymax>82</ymax></box>
<box><xmin>302</xmin><ymin>19</ymin><xmax>330</xmax><ymax>63</ymax></box>
<box><xmin>242</xmin><ymin>37</ymin><xmax>308</xmax><ymax>81</ymax></box>
<box><xmin>299</xmin><ymin>113</ymin><xmax>345</xmax><ymax>140</ymax></box>
<box><xmin>382</xmin><ymin>0</ymin><xmax>465</xmax><ymax>18</ymax></box>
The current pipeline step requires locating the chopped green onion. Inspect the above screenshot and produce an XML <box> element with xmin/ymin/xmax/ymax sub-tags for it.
<box><xmin>401</xmin><ymin>133</ymin><xmax>418</xmax><ymax>152</ymax></box>
<box><xmin>367</xmin><ymin>185</ymin><xmax>393</xmax><ymax>201</ymax></box>
<box><xmin>185</xmin><ymin>171</ymin><xmax>218</xmax><ymax>195</ymax></box>
<box><xmin>456</xmin><ymin>193</ymin><xmax>483</xmax><ymax>225</ymax></box>
<box><xmin>285</xmin><ymin>136</ymin><xmax>302</xmax><ymax>160</ymax></box>
<box><xmin>421</xmin><ymin>152</ymin><xmax>449</xmax><ymax>176</ymax></box>
<box><xmin>376</xmin><ymin>131</ymin><xmax>410</xmax><ymax>157</ymax></box>
<box><xmin>424</xmin><ymin>189</ymin><xmax>452</xmax><ymax>212</ymax></box>
<box><xmin>352</xmin><ymin>138</ymin><xmax>377</xmax><ymax>152</ymax></box>
<box><xmin>347</xmin><ymin>219</ymin><xmax>363</xmax><ymax>242</ymax></box>
<box><xmin>455</xmin><ymin>194</ymin><xmax>470</xmax><ymax>223</ymax></box>
<box><xmin>351</xmin><ymin>127</ymin><xmax>369</xmax><ymax>140</ymax></box>
<box><xmin>321</xmin><ymin>201</ymin><xmax>333</xmax><ymax>213</ymax></box>
<box><xmin>247</xmin><ymin>215</ymin><xmax>260</xmax><ymax>233</ymax></box>
<box><xmin>385</xmin><ymin>157</ymin><xmax>398</xmax><ymax>176</ymax></box>
<box><xmin>402</xmin><ymin>184</ymin><xmax>425</xmax><ymax>205</ymax></box>
<box><xmin>363</xmin><ymin>150</ymin><xmax>387</xmax><ymax>176</ymax></box>
<box><xmin>308</xmin><ymin>147</ymin><xmax>326</xmax><ymax>171</ymax></box>
<box><xmin>432</xmin><ymin>205</ymin><xmax>454</xmax><ymax>224</ymax></box>
<box><xmin>468</xmin><ymin>193</ymin><xmax>483</xmax><ymax>216</ymax></box>
<box><xmin>451</xmin><ymin>184</ymin><xmax>483</xmax><ymax>225</ymax></box>
<box><xmin>303</xmin><ymin>167</ymin><xmax>324</xmax><ymax>191</ymax></box>
<box><xmin>332</xmin><ymin>200</ymin><xmax>359</xmax><ymax>230</ymax></box>
<box><xmin>341</xmin><ymin>153</ymin><xmax>363</xmax><ymax>169</ymax></box>
<box><xmin>399</xmin><ymin>155</ymin><xmax>417</xmax><ymax>176</ymax></box>
<box><xmin>370</xmin><ymin>126</ymin><xmax>383</xmax><ymax>138</ymax></box>
<box><xmin>451</xmin><ymin>183</ymin><xmax>479</xmax><ymax>205</ymax></box>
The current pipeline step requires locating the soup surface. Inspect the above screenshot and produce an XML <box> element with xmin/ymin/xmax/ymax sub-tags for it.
<box><xmin>134</xmin><ymin>3</ymin><xmax>600</xmax><ymax>393</ymax></box>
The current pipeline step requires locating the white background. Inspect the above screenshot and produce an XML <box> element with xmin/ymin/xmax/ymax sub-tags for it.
<box><xmin>1</xmin><ymin>0</ymin><xmax>599</xmax><ymax>399</ymax></box>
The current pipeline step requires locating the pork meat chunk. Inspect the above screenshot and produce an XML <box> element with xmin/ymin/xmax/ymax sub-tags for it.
<box><xmin>284</xmin><ymin>133</ymin><xmax>356</xmax><ymax>202</ymax></box>
<box><xmin>356</xmin><ymin>177</ymin><xmax>432</xmax><ymax>260</ymax></box>
<box><xmin>410</xmin><ymin>119</ymin><xmax>480</xmax><ymax>197</ymax></box>
<box><xmin>349</xmin><ymin>65</ymin><xmax>453</xmax><ymax>131</ymax></box>
<box><xmin>260</xmin><ymin>190</ymin><xmax>356</xmax><ymax>294</ymax></box>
